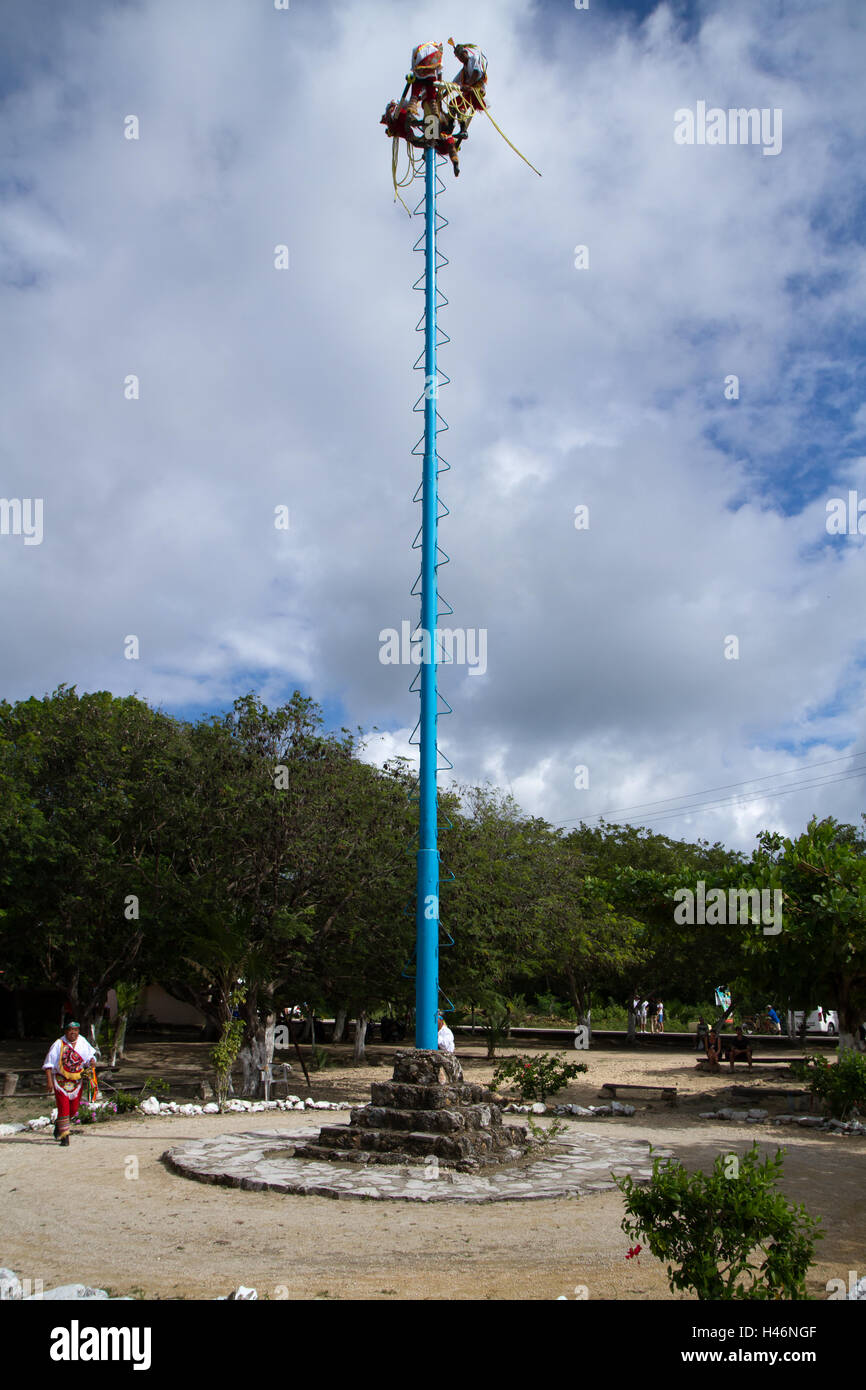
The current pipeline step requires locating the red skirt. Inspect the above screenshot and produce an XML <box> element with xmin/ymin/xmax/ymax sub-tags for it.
<box><xmin>54</xmin><ymin>1081</ymin><xmax>83</xmax><ymax>1134</ymax></box>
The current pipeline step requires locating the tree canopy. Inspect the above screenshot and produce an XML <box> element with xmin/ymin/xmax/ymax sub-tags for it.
<box><xmin>1</xmin><ymin>686</ymin><xmax>862</xmax><ymax>1067</ymax></box>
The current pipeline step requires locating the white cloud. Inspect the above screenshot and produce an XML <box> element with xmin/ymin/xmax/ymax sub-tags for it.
<box><xmin>1</xmin><ymin>0</ymin><xmax>865</xmax><ymax>850</ymax></box>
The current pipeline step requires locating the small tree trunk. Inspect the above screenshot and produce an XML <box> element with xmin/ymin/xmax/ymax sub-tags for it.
<box><xmin>264</xmin><ymin>1012</ymin><xmax>276</xmax><ymax>1063</ymax></box>
<box><xmin>565</xmin><ymin>965</ymin><xmax>583</xmax><ymax>1022</ymax></box>
<box><xmin>626</xmin><ymin>1000</ymin><xmax>637</xmax><ymax>1043</ymax></box>
<box><xmin>237</xmin><ymin>1043</ymin><xmax>255</xmax><ymax>1096</ymax></box>
<box><xmin>288</xmin><ymin>1009</ymin><xmax>311</xmax><ymax>1090</ymax></box>
<box><xmin>332</xmin><ymin>1008</ymin><xmax>347</xmax><ymax>1044</ymax></box>
<box><xmin>69</xmin><ymin>970</ymin><xmax>80</xmax><ymax>1027</ymax></box>
<box><xmin>838</xmin><ymin>996</ymin><xmax>865</xmax><ymax>1054</ymax></box>
<box><xmin>110</xmin><ymin>1013</ymin><xmax>130</xmax><ymax>1068</ymax></box>
<box><xmin>239</xmin><ymin>1014</ymin><xmax>277</xmax><ymax>1097</ymax></box>
<box><xmin>353</xmin><ymin>1011</ymin><xmax>369</xmax><ymax>1065</ymax></box>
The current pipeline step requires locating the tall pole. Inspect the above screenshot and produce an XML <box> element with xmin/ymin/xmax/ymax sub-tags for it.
<box><xmin>415</xmin><ymin>144</ymin><xmax>440</xmax><ymax>1050</ymax></box>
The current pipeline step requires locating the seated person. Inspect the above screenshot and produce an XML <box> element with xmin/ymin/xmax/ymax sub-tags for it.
<box><xmin>437</xmin><ymin>1013</ymin><xmax>455</xmax><ymax>1054</ymax></box>
<box><xmin>447</xmin><ymin>38</ymin><xmax>488</xmax><ymax>141</ymax></box>
<box><xmin>381</xmin><ymin>100</ymin><xmax>425</xmax><ymax>148</ymax></box>
<box><xmin>729</xmin><ymin>1027</ymin><xmax>753</xmax><ymax>1070</ymax></box>
<box><xmin>703</xmin><ymin>1028</ymin><xmax>723</xmax><ymax>1072</ymax></box>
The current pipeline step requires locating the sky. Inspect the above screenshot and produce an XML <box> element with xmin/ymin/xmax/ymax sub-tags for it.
<box><xmin>1</xmin><ymin>0</ymin><xmax>865</xmax><ymax>852</ymax></box>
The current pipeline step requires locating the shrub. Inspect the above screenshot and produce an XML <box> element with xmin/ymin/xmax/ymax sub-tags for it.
<box><xmin>211</xmin><ymin>989</ymin><xmax>247</xmax><ymax>1110</ymax></box>
<box><xmin>533</xmin><ymin>992</ymin><xmax>565</xmax><ymax>1020</ymax></box>
<box><xmin>526</xmin><ymin>1115</ymin><xmax>568</xmax><ymax>1145</ymax></box>
<box><xmin>113</xmin><ymin>1089</ymin><xmax>141</xmax><ymax>1114</ymax></box>
<box><xmin>789</xmin><ymin>1051</ymin><xmax>866</xmax><ymax>1119</ymax></box>
<box><xmin>475</xmin><ymin>993</ymin><xmax>513</xmax><ymax>1059</ymax></box>
<box><xmin>75</xmin><ymin>1101</ymin><xmax>117</xmax><ymax>1125</ymax></box>
<box><xmin>491</xmin><ymin>1052</ymin><xmax>587</xmax><ymax>1102</ymax></box>
<box><xmin>617</xmin><ymin>1144</ymin><xmax>822</xmax><ymax>1300</ymax></box>
<box><xmin>141</xmin><ymin>1075</ymin><xmax>170</xmax><ymax>1098</ymax></box>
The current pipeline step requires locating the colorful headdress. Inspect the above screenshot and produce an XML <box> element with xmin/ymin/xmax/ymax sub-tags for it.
<box><xmin>412</xmin><ymin>42</ymin><xmax>443</xmax><ymax>77</ymax></box>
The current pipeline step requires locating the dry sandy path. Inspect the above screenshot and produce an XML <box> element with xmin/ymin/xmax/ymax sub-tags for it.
<box><xmin>1</xmin><ymin>1043</ymin><xmax>862</xmax><ymax>1300</ymax></box>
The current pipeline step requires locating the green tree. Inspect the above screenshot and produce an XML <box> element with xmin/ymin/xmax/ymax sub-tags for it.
<box><xmin>0</xmin><ymin>687</ymin><xmax>182</xmax><ymax>1028</ymax></box>
<box><xmin>744</xmin><ymin>817</ymin><xmax>866</xmax><ymax>1049</ymax></box>
<box><xmin>535</xmin><ymin>830</ymin><xmax>645</xmax><ymax>1025</ymax></box>
<box><xmin>439</xmin><ymin>787</ymin><xmax>548</xmax><ymax>1022</ymax></box>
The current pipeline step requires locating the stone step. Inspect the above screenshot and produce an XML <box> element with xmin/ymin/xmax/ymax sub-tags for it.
<box><xmin>291</xmin><ymin>1143</ymin><xmax>374</xmax><ymax>1164</ymax></box>
<box><xmin>293</xmin><ymin>1135</ymin><xmax>531</xmax><ymax>1170</ymax></box>
<box><xmin>315</xmin><ymin>1124</ymin><xmax>528</xmax><ymax>1160</ymax></box>
<box><xmin>391</xmin><ymin>1049</ymin><xmax>464</xmax><ymax>1087</ymax></box>
<box><xmin>289</xmin><ymin>1142</ymin><xmax>455</xmax><ymax>1168</ymax></box>
<box><xmin>350</xmin><ymin>1103</ymin><xmax>497</xmax><ymax>1133</ymax></box>
<box><xmin>370</xmin><ymin>1080</ymin><xmax>495</xmax><ymax>1111</ymax></box>
<box><xmin>315</xmin><ymin>1126</ymin><xmax>444</xmax><ymax>1156</ymax></box>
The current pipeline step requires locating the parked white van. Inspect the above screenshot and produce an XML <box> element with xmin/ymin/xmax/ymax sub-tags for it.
<box><xmin>787</xmin><ymin>1007</ymin><xmax>839</xmax><ymax>1035</ymax></box>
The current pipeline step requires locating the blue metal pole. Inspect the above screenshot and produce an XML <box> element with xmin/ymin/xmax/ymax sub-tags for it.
<box><xmin>415</xmin><ymin>145</ymin><xmax>440</xmax><ymax>1050</ymax></box>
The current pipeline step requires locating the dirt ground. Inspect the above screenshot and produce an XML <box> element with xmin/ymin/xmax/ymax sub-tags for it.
<box><xmin>1</xmin><ymin>1037</ymin><xmax>863</xmax><ymax>1301</ymax></box>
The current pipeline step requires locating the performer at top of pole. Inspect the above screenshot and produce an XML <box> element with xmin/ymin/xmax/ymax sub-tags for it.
<box><xmin>380</xmin><ymin>39</ymin><xmax>542</xmax><ymax>209</ymax></box>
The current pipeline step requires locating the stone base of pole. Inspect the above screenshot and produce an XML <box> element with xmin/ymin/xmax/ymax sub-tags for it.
<box><xmin>293</xmin><ymin>1050</ymin><xmax>530</xmax><ymax>1173</ymax></box>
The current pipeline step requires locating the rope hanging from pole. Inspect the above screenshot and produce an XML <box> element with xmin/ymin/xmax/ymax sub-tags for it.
<box><xmin>478</xmin><ymin>105</ymin><xmax>543</xmax><ymax>178</ymax></box>
<box><xmin>391</xmin><ymin>136</ymin><xmax>424</xmax><ymax>216</ymax></box>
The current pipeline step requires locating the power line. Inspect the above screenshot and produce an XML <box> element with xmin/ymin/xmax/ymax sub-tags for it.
<box><xmin>595</xmin><ymin>749</ymin><xmax>866</xmax><ymax>819</ymax></box>
<box><xmin>625</xmin><ymin>767</ymin><xmax>866</xmax><ymax>828</ymax></box>
<box><xmin>555</xmin><ymin>747</ymin><xmax>866</xmax><ymax>828</ymax></box>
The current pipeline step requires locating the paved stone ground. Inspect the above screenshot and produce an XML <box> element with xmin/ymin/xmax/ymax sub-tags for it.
<box><xmin>162</xmin><ymin>1125</ymin><xmax>672</xmax><ymax>1202</ymax></box>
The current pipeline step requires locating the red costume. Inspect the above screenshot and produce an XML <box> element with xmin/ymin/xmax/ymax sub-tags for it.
<box><xmin>381</xmin><ymin>101</ymin><xmax>424</xmax><ymax>148</ymax></box>
<box><xmin>380</xmin><ymin>36</ymin><xmax>540</xmax><ymax>190</ymax></box>
<box><xmin>43</xmin><ymin>1031</ymin><xmax>97</xmax><ymax>1144</ymax></box>
<box><xmin>433</xmin><ymin>132</ymin><xmax>460</xmax><ymax>176</ymax></box>
<box><xmin>408</xmin><ymin>41</ymin><xmax>444</xmax><ymax>117</ymax></box>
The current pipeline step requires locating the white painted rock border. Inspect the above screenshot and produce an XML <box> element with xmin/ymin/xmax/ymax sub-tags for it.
<box><xmin>0</xmin><ymin>1095</ymin><xmax>353</xmax><ymax>1136</ymax></box>
<box><xmin>503</xmin><ymin>1101</ymin><xmax>636</xmax><ymax>1118</ymax></box>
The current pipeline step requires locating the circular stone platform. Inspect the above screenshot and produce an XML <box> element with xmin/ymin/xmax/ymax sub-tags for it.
<box><xmin>162</xmin><ymin>1126</ymin><xmax>672</xmax><ymax>1203</ymax></box>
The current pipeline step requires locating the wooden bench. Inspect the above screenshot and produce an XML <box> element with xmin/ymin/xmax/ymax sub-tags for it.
<box><xmin>601</xmin><ymin>1082</ymin><xmax>677</xmax><ymax>1105</ymax></box>
<box><xmin>696</xmin><ymin>1055</ymin><xmax>805</xmax><ymax>1068</ymax></box>
<box><xmin>748</xmin><ymin>1055</ymin><xmax>809</xmax><ymax>1065</ymax></box>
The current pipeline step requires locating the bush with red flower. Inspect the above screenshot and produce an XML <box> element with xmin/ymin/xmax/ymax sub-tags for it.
<box><xmin>490</xmin><ymin>1052</ymin><xmax>587</xmax><ymax>1102</ymax></box>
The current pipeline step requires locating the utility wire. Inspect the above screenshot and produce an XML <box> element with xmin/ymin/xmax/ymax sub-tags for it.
<box><xmin>555</xmin><ymin>748</ymin><xmax>866</xmax><ymax>828</ymax></box>
<box><xmin>596</xmin><ymin>749</ymin><xmax>866</xmax><ymax>819</ymax></box>
<box><xmin>619</xmin><ymin>767</ymin><xmax>866</xmax><ymax>828</ymax></box>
